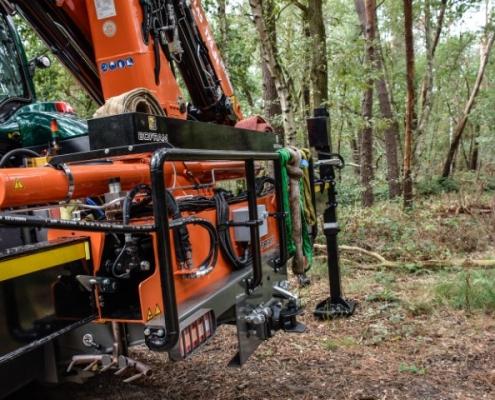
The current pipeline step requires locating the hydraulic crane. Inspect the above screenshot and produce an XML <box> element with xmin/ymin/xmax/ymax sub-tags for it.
<box><xmin>0</xmin><ymin>0</ymin><xmax>354</xmax><ymax>396</ymax></box>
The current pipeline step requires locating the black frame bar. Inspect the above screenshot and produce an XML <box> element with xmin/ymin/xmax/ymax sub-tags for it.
<box><xmin>148</xmin><ymin>147</ymin><xmax>286</xmax><ymax>350</ymax></box>
<box><xmin>0</xmin><ymin>146</ymin><xmax>288</xmax><ymax>352</ymax></box>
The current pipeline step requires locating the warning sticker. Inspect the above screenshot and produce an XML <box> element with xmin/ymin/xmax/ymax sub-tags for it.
<box><xmin>94</xmin><ymin>0</ymin><xmax>116</xmax><ymax>20</ymax></box>
<box><xmin>154</xmin><ymin>304</ymin><xmax>161</xmax><ymax>316</ymax></box>
<box><xmin>14</xmin><ymin>179</ymin><xmax>23</xmax><ymax>190</ymax></box>
<box><xmin>146</xmin><ymin>305</ymin><xmax>162</xmax><ymax>321</ymax></box>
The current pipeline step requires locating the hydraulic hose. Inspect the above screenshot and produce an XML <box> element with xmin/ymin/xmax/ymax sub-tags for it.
<box><xmin>0</xmin><ymin>148</ymin><xmax>41</xmax><ymax>167</ymax></box>
<box><xmin>214</xmin><ymin>190</ymin><xmax>251</xmax><ymax>270</ymax></box>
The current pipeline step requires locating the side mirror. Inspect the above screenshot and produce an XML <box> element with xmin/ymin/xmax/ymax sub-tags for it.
<box><xmin>35</xmin><ymin>55</ymin><xmax>51</xmax><ymax>69</ymax></box>
<box><xmin>28</xmin><ymin>55</ymin><xmax>51</xmax><ymax>76</ymax></box>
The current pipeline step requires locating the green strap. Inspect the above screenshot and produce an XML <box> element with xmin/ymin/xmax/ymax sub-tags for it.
<box><xmin>277</xmin><ymin>149</ymin><xmax>313</xmax><ymax>267</ymax></box>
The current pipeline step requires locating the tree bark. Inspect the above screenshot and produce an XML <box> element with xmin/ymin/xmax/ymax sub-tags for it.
<box><xmin>301</xmin><ymin>22</ymin><xmax>311</xmax><ymax>117</ymax></box>
<box><xmin>260</xmin><ymin>0</ymin><xmax>282</xmax><ymax>132</ymax></box>
<box><xmin>293</xmin><ymin>0</ymin><xmax>328</xmax><ymax>110</ymax></box>
<box><xmin>216</xmin><ymin>0</ymin><xmax>228</xmax><ymax>53</ymax></box>
<box><xmin>469</xmin><ymin>123</ymin><xmax>480</xmax><ymax>171</ymax></box>
<box><xmin>403</xmin><ymin>0</ymin><xmax>415</xmax><ymax>208</ymax></box>
<box><xmin>441</xmin><ymin>32</ymin><xmax>495</xmax><ymax>178</ymax></box>
<box><xmin>262</xmin><ymin>56</ymin><xmax>282</xmax><ymax>130</ymax></box>
<box><xmin>355</xmin><ymin>0</ymin><xmax>401</xmax><ymax>199</ymax></box>
<box><xmin>417</xmin><ymin>0</ymin><xmax>447</xmax><ymax>141</ymax></box>
<box><xmin>359</xmin><ymin>0</ymin><xmax>376</xmax><ymax>207</ymax></box>
<box><xmin>250</xmin><ymin>0</ymin><xmax>297</xmax><ymax>144</ymax></box>
<box><xmin>350</xmin><ymin>134</ymin><xmax>361</xmax><ymax>177</ymax></box>
<box><xmin>307</xmin><ymin>0</ymin><xmax>328</xmax><ymax>108</ymax></box>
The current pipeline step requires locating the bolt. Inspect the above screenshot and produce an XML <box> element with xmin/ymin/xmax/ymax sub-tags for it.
<box><xmin>140</xmin><ymin>260</ymin><xmax>151</xmax><ymax>271</ymax></box>
<box><xmin>144</xmin><ymin>328</ymin><xmax>151</xmax><ymax>336</ymax></box>
<box><xmin>156</xmin><ymin>329</ymin><xmax>165</xmax><ymax>337</ymax></box>
<box><xmin>82</xmin><ymin>333</ymin><xmax>96</xmax><ymax>348</ymax></box>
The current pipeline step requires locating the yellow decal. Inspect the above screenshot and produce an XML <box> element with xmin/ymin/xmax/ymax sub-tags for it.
<box><xmin>154</xmin><ymin>304</ymin><xmax>161</xmax><ymax>317</ymax></box>
<box><xmin>148</xmin><ymin>116</ymin><xmax>157</xmax><ymax>131</ymax></box>
<box><xmin>14</xmin><ymin>179</ymin><xmax>24</xmax><ymax>190</ymax></box>
<box><xmin>147</xmin><ymin>308</ymin><xmax>153</xmax><ymax>321</ymax></box>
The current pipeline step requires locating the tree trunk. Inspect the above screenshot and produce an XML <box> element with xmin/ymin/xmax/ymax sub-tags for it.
<box><xmin>262</xmin><ymin>56</ymin><xmax>282</xmax><ymax>131</ymax></box>
<box><xmin>250</xmin><ymin>0</ymin><xmax>297</xmax><ymax>144</ymax></box>
<box><xmin>355</xmin><ymin>0</ymin><xmax>400</xmax><ymax>199</ymax></box>
<box><xmin>470</xmin><ymin>123</ymin><xmax>480</xmax><ymax>170</ymax></box>
<box><xmin>260</xmin><ymin>0</ymin><xmax>282</xmax><ymax>133</ymax></box>
<box><xmin>350</xmin><ymin>134</ymin><xmax>361</xmax><ymax>177</ymax></box>
<box><xmin>307</xmin><ymin>0</ymin><xmax>328</xmax><ymax>108</ymax></box>
<box><xmin>359</xmin><ymin>0</ymin><xmax>376</xmax><ymax>207</ymax></box>
<box><xmin>417</xmin><ymin>0</ymin><xmax>447</xmax><ymax>141</ymax></box>
<box><xmin>441</xmin><ymin>32</ymin><xmax>495</xmax><ymax>178</ymax></box>
<box><xmin>403</xmin><ymin>0</ymin><xmax>415</xmax><ymax>208</ymax></box>
<box><xmin>216</xmin><ymin>0</ymin><xmax>228</xmax><ymax>53</ymax></box>
<box><xmin>301</xmin><ymin>22</ymin><xmax>312</xmax><ymax>117</ymax></box>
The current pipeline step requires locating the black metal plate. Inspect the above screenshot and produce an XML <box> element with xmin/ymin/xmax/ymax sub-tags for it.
<box><xmin>87</xmin><ymin>113</ymin><xmax>281</xmax><ymax>152</ymax></box>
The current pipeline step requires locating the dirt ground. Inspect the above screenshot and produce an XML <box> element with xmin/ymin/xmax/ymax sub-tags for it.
<box><xmin>9</xmin><ymin>266</ymin><xmax>495</xmax><ymax>400</ymax></box>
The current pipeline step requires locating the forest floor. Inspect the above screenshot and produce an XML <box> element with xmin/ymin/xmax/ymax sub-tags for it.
<box><xmin>9</xmin><ymin>178</ymin><xmax>495</xmax><ymax>400</ymax></box>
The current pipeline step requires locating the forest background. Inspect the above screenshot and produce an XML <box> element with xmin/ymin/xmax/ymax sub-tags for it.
<box><xmin>17</xmin><ymin>0</ymin><xmax>495</xmax><ymax>208</ymax></box>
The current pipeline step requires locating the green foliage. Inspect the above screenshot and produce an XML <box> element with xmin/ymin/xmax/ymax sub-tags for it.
<box><xmin>11</xmin><ymin>0</ymin><xmax>495</xmax><ymax>183</ymax></box>
<box><xmin>14</xmin><ymin>16</ymin><xmax>96</xmax><ymax>118</ymax></box>
<box><xmin>416</xmin><ymin>177</ymin><xmax>459</xmax><ymax>196</ymax></box>
<box><xmin>435</xmin><ymin>270</ymin><xmax>495</xmax><ymax>312</ymax></box>
<box><xmin>339</xmin><ymin>179</ymin><xmax>495</xmax><ymax>262</ymax></box>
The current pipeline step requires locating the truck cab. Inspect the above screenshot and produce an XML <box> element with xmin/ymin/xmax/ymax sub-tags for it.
<box><xmin>0</xmin><ymin>6</ymin><xmax>88</xmax><ymax>158</ymax></box>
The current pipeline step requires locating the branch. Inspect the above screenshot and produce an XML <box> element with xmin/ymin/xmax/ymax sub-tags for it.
<box><xmin>291</xmin><ymin>0</ymin><xmax>308</xmax><ymax>14</ymax></box>
<box><xmin>313</xmin><ymin>244</ymin><xmax>495</xmax><ymax>270</ymax></box>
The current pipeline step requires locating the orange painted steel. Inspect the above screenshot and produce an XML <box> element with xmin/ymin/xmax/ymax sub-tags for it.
<box><xmin>0</xmin><ymin>160</ymin><xmax>245</xmax><ymax>208</ymax></box>
<box><xmin>55</xmin><ymin>0</ymin><xmax>242</xmax><ymax>120</ymax></box>
<box><xmin>47</xmin><ymin>193</ymin><xmax>281</xmax><ymax>324</ymax></box>
<box><xmin>82</xmin><ymin>0</ymin><xmax>185</xmax><ymax>118</ymax></box>
<box><xmin>8</xmin><ymin>0</ymin><xmax>277</xmax><ymax>330</ymax></box>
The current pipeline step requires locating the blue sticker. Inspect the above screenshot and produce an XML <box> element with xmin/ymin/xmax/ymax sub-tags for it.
<box><xmin>117</xmin><ymin>59</ymin><xmax>126</xmax><ymax>69</ymax></box>
<box><xmin>109</xmin><ymin>61</ymin><xmax>117</xmax><ymax>71</ymax></box>
<box><xmin>126</xmin><ymin>57</ymin><xmax>135</xmax><ymax>67</ymax></box>
<box><xmin>101</xmin><ymin>63</ymin><xmax>109</xmax><ymax>72</ymax></box>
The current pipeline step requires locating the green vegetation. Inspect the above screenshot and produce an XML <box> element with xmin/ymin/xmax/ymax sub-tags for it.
<box><xmin>323</xmin><ymin>336</ymin><xmax>358</xmax><ymax>351</ymax></box>
<box><xmin>435</xmin><ymin>270</ymin><xmax>495</xmax><ymax>312</ymax></box>
<box><xmin>399</xmin><ymin>363</ymin><xmax>427</xmax><ymax>375</ymax></box>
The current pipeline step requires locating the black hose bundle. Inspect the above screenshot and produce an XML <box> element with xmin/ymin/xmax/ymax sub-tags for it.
<box><xmin>165</xmin><ymin>189</ymin><xmax>193</xmax><ymax>268</ymax></box>
<box><xmin>174</xmin><ymin>217</ymin><xmax>218</xmax><ymax>278</ymax></box>
<box><xmin>123</xmin><ymin>184</ymin><xmax>152</xmax><ymax>225</ymax></box>
<box><xmin>118</xmin><ymin>184</ymin><xmax>192</xmax><ymax>274</ymax></box>
<box><xmin>176</xmin><ymin>176</ymin><xmax>275</xmax><ymax>213</ymax></box>
<box><xmin>214</xmin><ymin>190</ymin><xmax>251</xmax><ymax>270</ymax></box>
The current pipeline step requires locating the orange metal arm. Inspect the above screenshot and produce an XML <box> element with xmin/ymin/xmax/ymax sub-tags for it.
<box><xmin>0</xmin><ymin>160</ymin><xmax>245</xmax><ymax>208</ymax></box>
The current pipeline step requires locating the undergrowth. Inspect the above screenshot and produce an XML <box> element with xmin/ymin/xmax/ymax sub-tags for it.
<box><xmin>310</xmin><ymin>171</ymin><xmax>495</xmax><ymax>314</ymax></box>
<box><xmin>337</xmin><ymin>179</ymin><xmax>494</xmax><ymax>262</ymax></box>
<box><xmin>435</xmin><ymin>270</ymin><xmax>495</xmax><ymax>312</ymax></box>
